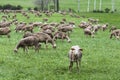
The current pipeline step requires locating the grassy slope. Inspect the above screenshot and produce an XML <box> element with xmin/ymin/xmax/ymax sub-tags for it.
<box><xmin>0</xmin><ymin>0</ymin><xmax>120</xmax><ymax>80</ymax></box>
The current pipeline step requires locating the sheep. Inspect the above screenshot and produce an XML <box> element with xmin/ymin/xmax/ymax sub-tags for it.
<box><xmin>68</xmin><ymin>45</ymin><xmax>83</xmax><ymax>71</ymax></box>
<box><xmin>0</xmin><ymin>21</ymin><xmax>12</xmax><ymax>28</ymax></box>
<box><xmin>22</xmin><ymin>24</ymin><xmax>34</xmax><ymax>33</ymax></box>
<box><xmin>53</xmin><ymin>31</ymin><xmax>71</xmax><ymax>43</ymax></box>
<box><xmin>0</xmin><ymin>27</ymin><xmax>11</xmax><ymax>38</ymax></box>
<box><xmin>88</xmin><ymin>18</ymin><xmax>99</xmax><ymax>24</ymax></box>
<box><xmin>78</xmin><ymin>21</ymin><xmax>91</xmax><ymax>29</ymax></box>
<box><xmin>35</xmin><ymin>32</ymin><xmax>56</xmax><ymax>48</ymax></box>
<box><xmin>84</xmin><ymin>26</ymin><xmax>95</xmax><ymax>38</ymax></box>
<box><xmin>23</xmin><ymin>32</ymin><xmax>33</xmax><ymax>38</ymax></box>
<box><xmin>14</xmin><ymin>36</ymin><xmax>40</xmax><ymax>53</ymax></box>
<box><xmin>41</xmin><ymin>29</ymin><xmax>54</xmax><ymax>38</ymax></box>
<box><xmin>101</xmin><ymin>23</ymin><xmax>109</xmax><ymax>31</ymax></box>
<box><xmin>58</xmin><ymin>24</ymin><xmax>74</xmax><ymax>36</ymax></box>
<box><xmin>15</xmin><ymin>23</ymin><xmax>26</xmax><ymax>32</ymax></box>
<box><xmin>23</xmin><ymin>32</ymin><xmax>56</xmax><ymax>49</ymax></box>
<box><xmin>110</xmin><ymin>29</ymin><xmax>120</xmax><ymax>39</ymax></box>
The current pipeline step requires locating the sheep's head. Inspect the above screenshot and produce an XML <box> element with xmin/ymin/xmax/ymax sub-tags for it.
<box><xmin>71</xmin><ymin>45</ymin><xmax>83</xmax><ymax>54</ymax></box>
<box><xmin>14</xmin><ymin>49</ymin><xmax>18</xmax><ymax>53</ymax></box>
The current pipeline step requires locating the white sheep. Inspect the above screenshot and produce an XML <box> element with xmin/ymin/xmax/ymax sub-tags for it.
<box><xmin>68</xmin><ymin>45</ymin><xmax>83</xmax><ymax>72</ymax></box>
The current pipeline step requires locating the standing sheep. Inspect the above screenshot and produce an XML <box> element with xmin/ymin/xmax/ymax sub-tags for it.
<box><xmin>68</xmin><ymin>45</ymin><xmax>83</xmax><ymax>72</ymax></box>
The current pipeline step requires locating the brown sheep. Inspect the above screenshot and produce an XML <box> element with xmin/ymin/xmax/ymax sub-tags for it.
<box><xmin>58</xmin><ymin>24</ymin><xmax>73</xmax><ymax>36</ymax></box>
<box><xmin>35</xmin><ymin>32</ymin><xmax>56</xmax><ymax>48</ymax></box>
<box><xmin>101</xmin><ymin>23</ymin><xmax>109</xmax><ymax>31</ymax></box>
<box><xmin>68</xmin><ymin>45</ymin><xmax>83</xmax><ymax>72</ymax></box>
<box><xmin>84</xmin><ymin>26</ymin><xmax>95</xmax><ymax>38</ymax></box>
<box><xmin>23</xmin><ymin>32</ymin><xmax>33</xmax><ymax>38</ymax></box>
<box><xmin>14</xmin><ymin>36</ymin><xmax>40</xmax><ymax>53</ymax></box>
<box><xmin>23</xmin><ymin>32</ymin><xmax>56</xmax><ymax>49</ymax></box>
<box><xmin>53</xmin><ymin>31</ymin><xmax>71</xmax><ymax>43</ymax></box>
<box><xmin>22</xmin><ymin>24</ymin><xmax>34</xmax><ymax>33</ymax></box>
<box><xmin>110</xmin><ymin>29</ymin><xmax>120</xmax><ymax>39</ymax></box>
<box><xmin>0</xmin><ymin>27</ymin><xmax>11</xmax><ymax>38</ymax></box>
<box><xmin>15</xmin><ymin>23</ymin><xmax>26</xmax><ymax>32</ymax></box>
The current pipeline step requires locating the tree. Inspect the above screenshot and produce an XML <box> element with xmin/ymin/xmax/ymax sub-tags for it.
<box><xmin>94</xmin><ymin>0</ymin><xmax>96</xmax><ymax>11</ymax></box>
<box><xmin>99</xmin><ymin>0</ymin><xmax>102</xmax><ymax>11</ymax></box>
<box><xmin>87</xmin><ymin>0</ymin><xmax>90</xmax><ymax>12</ymax></box>
<box><xmin>111</xmin><ymin>0</ymin><xmax>115</xmax><ymax>12</ymax></box>
<box><xmin>34</xmin><ymin>0</ymin><xmax>59</xmax><ymax>11</ymax></box>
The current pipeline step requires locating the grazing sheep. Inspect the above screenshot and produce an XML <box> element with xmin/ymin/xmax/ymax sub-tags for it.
<box><xmin>42</xmin><ymin>29</ymin><xmax>54</xmax><ymax>38</ymax></box>
<box><xmin>88</xmin><ymin>18</ymin><xmax>99</xmax><ymax>24</ymax></box>
<box><xmin>110</xmin><ymin>29</ymin><xmax>120</xmax><ymax>39</ymax></box>
<box><xmin>53</xmin><ymin>31</ymin><xmax>71</xmax><ymax>43</ymax></box>
<box><xmin>78</xmin><ymin>21</ymin><xmax>91</xmax><ymax>29</ymax></box>
<box><xmin>101</xmin><ymin>23</ymin><xmax>109</xmax><ymax>31</ymax></box>
<box><xmin>68</xmin><ymin>45</ymin><xmax>83</xmax><ymax>71</ymax></box>
<box><xmin>84</xmin><ymin>26</ymin><xmax>95</xmax><ymax>38</ymax></box>
<box><xmin>14</xmin><ymin>36</ymin><xmax>40</xmax><ymax>53</ymax></box>
<box><xmin>58</xmin><ymin>24</ymin><xmax>73</xmax><ymax>36</ymax></box>
<box><xmin>0</xmin><ymin>27</ymin><xmax>11</xmax><ymax>38</ymax></box>
<box><xmin>35</xmin><ymin>32</ymin><xmax>56</xmax><ymax>48</ymax></box>
<box><xmin>22</xmin><ymin>24</ymin><xmax>34</xmax><ymax>33</ymax></box>
<box><xmin>15</xmin><ymin>23</ymin><xmax>26</xmax><ymax>32</ymax></box>
<box><xmin>23</xmin><ymin>32</ymin><xmax>33</xmax><ymax>38</ymax></box>
<box><xmin>23</xmin><ymin>32</ymin><xmax>56</xmax><ymax>49</ymax></box>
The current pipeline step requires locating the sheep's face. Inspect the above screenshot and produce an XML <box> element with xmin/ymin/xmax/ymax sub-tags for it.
<box><xmin>71</xmin><ymin>45</ymin><xmax>83</xmax><ymax>55</ymax></box>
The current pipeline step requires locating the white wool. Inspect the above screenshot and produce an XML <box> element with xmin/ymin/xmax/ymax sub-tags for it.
<box><xmin>71</xmin><ymin>45</ymin><xmax>80</xmax><ymax>55</ymax></box>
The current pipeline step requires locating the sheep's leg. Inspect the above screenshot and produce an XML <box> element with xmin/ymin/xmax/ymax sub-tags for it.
<box><xmin>7</xmin><ymin>34</ymin><xmax>10</xmax><ymax>38</ymax></box>
<box><xmin>45</xmin><ymin>40</ymin><xmax>48</xmax><ymax>49</ymax></box>
<box><xmin>69</xmin><ymin>61</ymin><xmax>73</xmax><ymax>71</ymax></box>
<box><xmin>76</xmin><ymin>61</ymin><xmax>80</xmax><ymax>72</ymax></box>
<box><xmin>66</xmin><ymin>36</ymin><xmax>71</xmax><ymax>43</ymax></box>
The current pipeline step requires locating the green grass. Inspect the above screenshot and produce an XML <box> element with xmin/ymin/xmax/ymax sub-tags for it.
<box><xmin>0</xmin><ymin>0</ymin><xmax>120</xmax><ymax>80</ymax></box>
<box><xmin>0</xmin><ymin>12</ymin><xmax>120</xmax><ymax>80</ymax></box>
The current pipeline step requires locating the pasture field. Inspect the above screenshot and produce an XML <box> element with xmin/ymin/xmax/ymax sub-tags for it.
<box><xmin>0</xmin><ymin>0</ymin><xmax>120</xmax><ymax>80</ymax></box>
<box><xmin>0</xmin><ymin>11</ymin><xmax>120</xmax><ymax>80</ymax></box>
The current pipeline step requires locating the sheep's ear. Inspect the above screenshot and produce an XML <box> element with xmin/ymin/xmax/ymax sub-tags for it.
<box><xmin>71</xmin><ymin>48</ymin><xmax>75</xmax><ymax>50</ymax></box>
<box><xmin>79</xmin><ymin>48</ymin><xmax>83</xmax><ymax>51</ymax></box>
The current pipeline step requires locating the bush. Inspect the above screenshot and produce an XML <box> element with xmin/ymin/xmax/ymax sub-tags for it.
<box><xmin>16</xmin><ymin>5</ymin><xmax>23</xmax><ymax>10</ymax></box>
<box><xmin>0</xmin><ymin>4</ymin><xmax>23</xmax><ymax>10</ymax></box>
<box><xmin>28</xmin><ymin>7</ymin><xmax>32</xmax><ymax>11</ymax></box>
<box><xmin>2</xmin><ymin>4</ymin><xmax>12</xmax><ymax>10</ymax></box>
<box><xmin>105</xmin><ymin>8</ymin><xmax>110</xmax><ymax>13</ymax></box>
<box><xmin>0</xmin><ymin>5</ymin><xmax>3</xmax><ymax>10</ymax></box>
<box><xmin>34</xmin><ymin>7</ymin><xmax>38</xmax><ymax>11</ymax></box>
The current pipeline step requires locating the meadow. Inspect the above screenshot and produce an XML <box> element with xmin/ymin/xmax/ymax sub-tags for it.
<box><xmin>0</xmin><ymin>0</ymin><xmax>120</xmax><ymax>80</ymax></box>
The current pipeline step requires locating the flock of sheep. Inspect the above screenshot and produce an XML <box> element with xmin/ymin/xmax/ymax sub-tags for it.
<box><xmin>0</xmin><ymin>9</ymin><xmax>119</xmax><ymax>71</ymax></box>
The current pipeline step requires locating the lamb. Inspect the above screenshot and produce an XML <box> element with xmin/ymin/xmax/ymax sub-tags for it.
<box><xmin>0</xmin><ymin>27</ymin><xmax>11</xmax><ymax>38</ymax></box>
<box><xmin>14</xmin><ymin>36</ymin><xmax>40</xmax><ymax>53</ymax></box>
<box><xmin>110</xmin><ymin>29</ymin><xmax>120</xmax><ymax>39</ymax></box>
<box><xmin>68</xmin><ymin>45</ymin><xmax>83</xmax><ymax>71</ymax></box>
<box><xmin>53</xmin><ymin>31</ymin><xmax>71</xmax><ymax>43</ymax></box>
